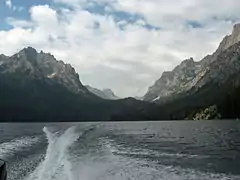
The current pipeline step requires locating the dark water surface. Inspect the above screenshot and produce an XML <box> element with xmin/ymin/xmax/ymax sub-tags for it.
<box><xmin>0</xmin><ymin>121</ymin><xmax>239</xmax><ymax>180</ymax></box>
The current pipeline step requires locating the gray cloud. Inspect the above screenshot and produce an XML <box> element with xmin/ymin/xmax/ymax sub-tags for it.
<box><xmin>0</xmin><ymin>0</ymin><xmax>240</xmax><ymax>97</ymax></box>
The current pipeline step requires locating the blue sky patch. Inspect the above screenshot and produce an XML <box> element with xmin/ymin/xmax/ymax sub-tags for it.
<box><xmin>0</xmin><ymin>0</ymin><xmax>161</xmax><ymax>31</ymax></box>
<box><xmin>186</xmin><ymin>20</ymin><xmax>202</xmax><ymax>28</ymax></box>
<box><xmin>0</xmin><ymin>0</ymin><xmax>54</xmax><ymax>30</ymax></box>
<box><xmin>85</xmin><ymin>2</ymin><xmax>161</xmax><ymax>30</ymax></box>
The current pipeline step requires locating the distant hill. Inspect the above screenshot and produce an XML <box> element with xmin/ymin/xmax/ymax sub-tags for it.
<box><xmin>86</xmin><ymin>85</ymin><xmax>119</xmax><ymax>100</ymax></box>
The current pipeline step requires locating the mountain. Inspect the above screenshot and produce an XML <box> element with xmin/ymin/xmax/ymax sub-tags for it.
<box><xmin>144</xmin><ymin>23</ymin><xmax>240</xmax><ymax>103</ymax></box>
<box><xmin>2</xmin><ymin>23</ymin><xmax>240</xmax><ymax>121</ymax></box>
<box><xmin>0</xmin><ymin>47</ymin><xmax>91</xmax><ymax>96</ymax></box>
<box><xmin>133</xmin><ymin>96</ymin><xmax>144</xmax><ymax>101</ymax></box>
<box><xmin>144</xmin><ymin>58</ymin><xmax>203</xmax><ymax>102</ymax></box>
<box><xmin>216</xmin><ymin>24</ymin><xmax>240</xmax><ymax>52</ymax></box>
<box><xmin>155</xmin><ymin>41</ymin><xmax>240</xmax><ymax>119</ymax></box>
<box><xmin>86</xmin><ymin>85</ymin><xmax>119</xmax><ymax>100</ymax></box>
<box><xmin>0</xmin><ymin>47</ymin><xmax>166</xmax><ymax>121</ymax></box>
<box><xmin>143</xmin><ymin>23</ymin><xmax>240</xmax><ymax>120</ymax></box>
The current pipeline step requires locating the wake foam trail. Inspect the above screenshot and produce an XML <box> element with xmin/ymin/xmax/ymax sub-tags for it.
<box><xmin>24</xmin><ymin>126</ymin><xmax>240</xmax><ymax>180</ymax></box>
<box><xmin>102</xmin><ymin>137</ymin><xmax>201</xmax><ymax>160</ymax></box>
<box><xmin>98</xmin><ymin>138</ymin><xmax>240</xmax><ymax>180</ymax></box>
<box><xmin>0</xmin><ymin>136</ymin><xmax>40</xmax><ymax>158</ymax></box>
<box><xmin>26</xmin><ymin>126</ymin><xmax>80</xmax><ymax>180</ymax></box>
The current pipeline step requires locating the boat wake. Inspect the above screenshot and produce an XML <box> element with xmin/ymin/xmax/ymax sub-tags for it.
<box><xmin>25</xmin><ymin>126</ymin><xmax>79</xmax><ymax>180</ymax></box>
<box><xmin>0</xmin><ymin>136</ymin><xmax>40</xmax><ymax>159</ymax></box>
<box><xmin>19</xmin><ymin>126</ymin><xmax>240</xmax><ymax>180</ymax></box>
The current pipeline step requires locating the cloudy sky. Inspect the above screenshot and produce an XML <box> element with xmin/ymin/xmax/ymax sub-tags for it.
<box><xmin>0</xmin><ymin>0</ymin><xmax>239</xmax><ymax>97</ymax></box>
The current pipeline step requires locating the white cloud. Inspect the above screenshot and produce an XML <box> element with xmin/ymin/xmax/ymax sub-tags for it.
<box><xmin>5</xmin><ymin>0</ymin><xmax>12</xmax><ymax>8</ymax></box>
<box><xmin>111</xmin><ymin>0</ymin><xmax>240</xmax><ymax>28</ymax></box>
<box><xmin>6</xmin><ymin>18</ymin><xmax>33</xmax><ymax>28</ymax></box>
<box><xmin>1</xmin><ymin>1</ymin><xmax>240</xmax><ymax>97</ymax></box>
<box><xmin>5</xmin><ymin>0</ymin><xmax>24</xmax><ymax>11</ymax></box>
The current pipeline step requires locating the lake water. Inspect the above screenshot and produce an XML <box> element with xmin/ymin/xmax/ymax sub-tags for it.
<box><xmin>0</xmin><ymin>121</ymin><xmax>240</xmax><ymax>180</ymax></box>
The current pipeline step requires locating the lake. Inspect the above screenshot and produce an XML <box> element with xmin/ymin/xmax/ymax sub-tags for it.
<box><xmin>0</xmin><ymin>121</ymin><xmax>240</xmax><ymax>180</ymax></box>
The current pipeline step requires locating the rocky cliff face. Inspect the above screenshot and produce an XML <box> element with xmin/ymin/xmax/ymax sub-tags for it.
<box><xmin>144</xmin><ymin>58</ymin><xmax>203</xmax><ymax>101</ymax></box>
<box><xmin>216</xmin><ymin>24</ymin><xmax>240</xmax><ymax>53</ymax></box>
<box><xmin>86</xmin><ymin>85</ymin><xmax>119</xmax><ymax>100</ymax></box>
<box><xmin>194</xmin><ymin>41</ymin><xmax>240</xmax><ymax>90</ymax></box>
<box><xmin>0</xmin><ymin>47</ymin><xmax>90</xmax><ymax>95</ymax></box>
<box><xmin>144</xmin><ymin>23</ymin><xmax>240</xmax><ymax>102</ymax></box>
<box><xmin>159</xmin><ymin>41</ymin><xmax>240</xmax><ymax>120</ymax></box>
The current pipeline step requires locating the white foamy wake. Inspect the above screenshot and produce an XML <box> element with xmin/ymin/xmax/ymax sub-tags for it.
<box><xmin>100</xmin><ymin>137</ymin><xmax>200</xmax><ymax>160</ymax></box>
<box><xmin>23</xmin><ymin>127</ymin><xmax>240</xmax><ymax>180</ymax></box>
<box><xmin>0</xmin><ymin>136</ymin><xmax>40</xmax><ymax>158</ymax></box>
<box><xmin>26</xmin><ymin>126</ymin><xmax>79</xmax><ymax>180</ymax></box>
<box><xmin>98</xmin><ymin>138</ymin><xmax>240</xmax><ymax>180</ymax></box>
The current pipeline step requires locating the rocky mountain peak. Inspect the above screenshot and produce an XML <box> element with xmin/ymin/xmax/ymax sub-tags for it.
<box><xmin>144</xmin><ymin>57</ymin><xmax>202</xmax><ymax>101</ymax></box>
<box><xmin>0</xmin><ymin>47</ymin><xmax>89</xmax><ymax>95</ymax></box>
<box><xmin>174</xmin><ymin>58</ymin><xmax>195</xmax><ymax>71</ymax></box>
<box><xmin>233</xmin><ymin>23</ymin><xmax>240</xmax><ymax>36</ymax></box>
<box><xmin>102</xmin><ymin>88</ymin><xmax>114</xmax><ymax>94</ymax></box>
<box><xmin>0</xmin><ymin>54</ymin><xmax>8</xmax><ymax>64</ymax></box>
<box><xmin>217</xmin><ymin>23</ymin><xmax>240</xmax><ymax>52</ymax></box>
<box><xmin>18</xmin><ymin>47</ymin><xmax>38</xmax><ymax>62</ymax></box>
<box><xmin>144</xmin><ymin>23</ymin><xmax>240</xmax><ymax>103</ymax></box>
<box><xmin>181</xmin><ymin>57</ymin><xmax>194</xmax><ymax>65</ymax></box>
<box><xmin>22</xmin><ymin>46</ymin><xmax>37</xmax><ymax>54</ymax></box>
<box><xmin>86</xmin><ymin>85</ymin><xmax>119</xmax><ymax>100</ymax></box>
<box><xmin>0</xmin><ymin>54</ymin><xmax>8</xmax><ymax>59</ymax></box>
